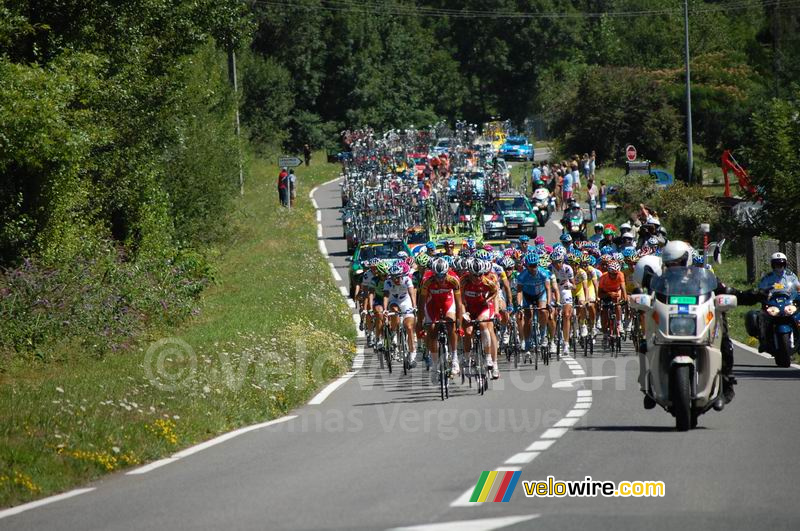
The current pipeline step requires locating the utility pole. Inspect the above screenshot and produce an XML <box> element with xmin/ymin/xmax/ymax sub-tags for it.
<box><xmin>683</xmin><ymin>0</ymin><xmax>694</xmax><ymax>184</ymax></box>
<box><xmin>228</xmin><ymin>46</ymin><xmax>244</xmax><ymax>196</ymax></box>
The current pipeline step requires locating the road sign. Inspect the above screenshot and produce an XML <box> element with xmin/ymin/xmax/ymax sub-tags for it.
<box><xmin>625</xmin><ymin>145</ymin><xmax>637</xmax><ymax>161</ymax></box>
<box><xmin>278</xmin><ymin>156</ymin><xmax>302</xmax><ymax>168</ymax></box>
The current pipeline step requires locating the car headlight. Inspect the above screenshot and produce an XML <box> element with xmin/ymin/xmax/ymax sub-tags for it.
<box><xmin>355</xmin><ymin>269</ymin><xmax>364</xmax><ymax>275</ymax></box>
<box><xmin>785</xmin><ymin>305</ymin><xmax>796</xmax><ymax>315</ymax></box>
<box><xmin>766</xmin><ymin>306</ymin><xmax>780</xmax><ymax>316</ymax></box>
<box><xmin>669</xmin><ymin>315</ymin><xmax>696</xmax><ymax>336</ymax></box>
<box><xmin>526</xmin><ymin>216</ymin><xmax>536</xmax><ymax>222</ymax></box>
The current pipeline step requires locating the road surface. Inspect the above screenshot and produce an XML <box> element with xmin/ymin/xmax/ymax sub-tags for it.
<box><xmin>3</xmin><ymin>178</ymin><xmax>799</xmax><ymax>531</ymax></box>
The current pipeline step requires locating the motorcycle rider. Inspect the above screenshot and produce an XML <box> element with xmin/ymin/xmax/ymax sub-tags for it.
<box><xmin>658</xmin><ymin>241</ymin><xmax>757</xmax><ymax>404</ymax></box>
<box><xmin>753</xmin><ymin>252</ymin><xmax>800</xmax><ymax>353</ymax></box>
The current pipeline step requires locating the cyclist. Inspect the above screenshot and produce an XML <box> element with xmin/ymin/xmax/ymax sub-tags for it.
<box><xmin>420</xmin><ymin>257</ymin><xmax>464</xmax><ymax>383</ymax></box>
<box><xmin>598</xmin><ymin>260</ymin><xmax>627</xmax><ymax>338</ymax></box>
<box><xmin>516</xmin><ymin>252</ymin><xmax>554</xmax><ymax>355</ymax></box>
<box><xmin>383</xmin><ymin>262</ymin><xmax>418</xmax><ymax>368</ymax></box>
<box><xmin>569</xmin><ymin>253</ymin><xmax>590</xmax><ymax>339</ymax></box>
<box><xmin>356</xmin><ymin>259</ymin><xmax>379</xmax><ymax>346</ymax></box>
<box><xmin>517</xmin><ymin>234</ymin><xmax>531</xmax><ymax>254</ymax></box>
<box><xmin>550</xmin><ymin>247</ymin><xmax>575</xmax><ymax>355</ymax></box>
<box><xmin>461</xmin><ymin>259</ymin><xmax>501</xmax><ymax>379</ymax></box>
<box><xmin>589</xmin><ymin>222</ymin><xmax>604</xmax><ymax>243</ymax></box>
<box><xmin>580</xmin><ymin>254</ymin><xmax>601</xmax><ymax>336</ymax></box>
<box><xmin>370</xmin><ymin>260</ymin><xmax>391</xmax><ymax>350</ymax></box>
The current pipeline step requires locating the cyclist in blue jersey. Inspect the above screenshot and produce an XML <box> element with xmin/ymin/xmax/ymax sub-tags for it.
<box><xmin>516</xmin><ymin>252</ymin><xmax>555</xmax><ymax>354</ymax></box>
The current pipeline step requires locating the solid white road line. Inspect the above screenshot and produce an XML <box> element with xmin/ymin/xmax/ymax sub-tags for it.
<box><xmin>126</xmin><ymin>415</ymin><xmax>297</xmax><ymax>475</ymax></box>
<box><xmin>0</xmin><ymin>488</ymin><xmax>96</xmax><ymax>520</ymax></box>
<box><xmin>390</xmin><ymin>515</ymin><xmax>540</xmax><ymax>531</ymax></box>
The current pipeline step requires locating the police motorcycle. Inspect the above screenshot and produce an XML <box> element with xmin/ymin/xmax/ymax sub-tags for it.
<box><xmin>530</xmin><ymin>182</ymin><xmax>555</xmax><ymax>227</ymax></box>
<box><xmin>630</xmin><ymin>265</ymin><xmax>737</xmax><ymax>431</ymax></box>
<box><xmin>745</xmin><ymin>284</ymin><xmax>800</xmax><ymax>368</ymax></box>
<box><xmin>562</xmin><ymin>201</ymin><xmax>586</xmax><ymax>241</ymax></box>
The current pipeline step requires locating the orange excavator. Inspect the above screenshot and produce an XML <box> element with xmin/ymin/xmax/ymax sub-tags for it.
<box><xmin>721</xmin><ymin>149</ymin><xmax>759</xmax><ymax>199</ymax></box>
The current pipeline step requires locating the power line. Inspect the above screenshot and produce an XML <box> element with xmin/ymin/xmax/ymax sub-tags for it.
<box><xmin>251</xmin><ymin>0</ymin><xmax>800</xmax><ymax>20</ymax></box>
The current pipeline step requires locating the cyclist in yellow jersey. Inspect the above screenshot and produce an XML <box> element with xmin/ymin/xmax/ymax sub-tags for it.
<box><xmin>580</xmin><ymin>254</ymin><xmax>600</xmax><ymax>337</ymax></box>
<box><xmin>568</xmin><ymin>254</ymin><xmax>591</xmax><ymax>339</ymax></box>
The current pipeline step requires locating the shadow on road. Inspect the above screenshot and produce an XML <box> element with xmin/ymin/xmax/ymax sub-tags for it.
<box><xmin>733</xmin><ymin>365</ymin><xmax>800</xmax><ymax>380</ymax></box>
<box><xmin>574</xmin><ymin>425</ymin><xmax>692</xmax><ymax>433</ymax></box>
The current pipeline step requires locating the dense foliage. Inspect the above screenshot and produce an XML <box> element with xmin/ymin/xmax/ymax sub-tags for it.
<box><xmin>0</xmin><ymin>1</ymin><xmax>249</xmax><ymax>355</ymax></box>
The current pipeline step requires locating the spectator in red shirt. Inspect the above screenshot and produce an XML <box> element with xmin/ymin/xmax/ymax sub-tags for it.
<box><xmin>278</xmin><ymin>167</ymin><xmax>289</xmax><ymax>207</ymax></box>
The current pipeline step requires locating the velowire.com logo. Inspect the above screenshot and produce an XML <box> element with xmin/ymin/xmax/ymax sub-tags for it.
<box><xmin>470</xmin><ymin>471</ymin><xmax>522</xmax><ymax>503</ymax></box>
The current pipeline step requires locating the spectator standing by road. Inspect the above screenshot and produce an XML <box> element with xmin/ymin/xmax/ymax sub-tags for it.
<box><xmin>531</xmin><ymin>162</ymin><xmax>542</xmax><ymax>189</ymax></box>
<box><xmin>562</xmin><ymin>168</ymin><xmax>573</xmax><ymax>208</ymax></box>
<box><xmin>587</xmin><ymin>178</ymin><xmax>598</xmax><ymax>222</ymax></box>
<box><xmin>590</xmin><ymin>150</ymin><xmax>597</xmax><ymax>177</ymax></box>
<box><xmin>570</xmin><ymin>160</ymin><xmax>581</xmax><ymax>201</ymax></box>
<box><xmin>278</xmin><ymin>167</ymin><xmax>289</xmax><ymax>207</ymax></box>
<box><xmin>303</xmin><ymin>144</ymin><xmax>311</xmax><ymax>166</ymax></box>
<box><xmin>289</xmin><ymin>169</ymin><xmax>297</xmax><ymax>207</ymax></box>
<box><xmin>599</xmin><ymin>180</ymin><xmax>607</xmax><ymax>211</ymax></box>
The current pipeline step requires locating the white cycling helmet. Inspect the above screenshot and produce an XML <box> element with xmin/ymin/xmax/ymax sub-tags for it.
<box><xmin>620</xmin><ymin>222</ymin><xmax>632</xmax><ymax>231</ymax></box>
<box><xmin>633</xmin><ymin>254</ymin><xmax>663</xmax><ymax>291</ymax></box>
<box><xmin>661</xmin><ymin>240</ymin><xmax>693</xmax><ymax>268</ymax></box>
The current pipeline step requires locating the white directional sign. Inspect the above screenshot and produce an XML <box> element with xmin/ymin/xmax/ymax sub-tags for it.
<box><xmin>278</xmin><ymin>156</ymin><xmax>302</xmax><ymax>168</ymax></box>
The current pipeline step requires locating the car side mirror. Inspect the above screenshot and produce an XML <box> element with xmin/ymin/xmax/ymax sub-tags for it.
<box><xmin>629</xmin><ymin>294</ymin><xmax>652</xmax><ymax>312</ymax></box>
<box><xmin>715</xmin><ymin>294</ymin><xmax>737</xmax><ymax>311</ymax></box>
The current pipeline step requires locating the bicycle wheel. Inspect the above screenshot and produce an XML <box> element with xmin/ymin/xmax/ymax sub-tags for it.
<box><xmin>475</xmin><ymin>333</ymin><xmax>485</xmax><ymax>396</ymax></box>
<box><xmin>385</xmin><ymin>328</ymin><xmax>393</xmax><ymax>373</ymax></box>
<box><xmin>439</xmin><ymin>339</ymin><xmax>447</xmax><ymax>401</ymax></box>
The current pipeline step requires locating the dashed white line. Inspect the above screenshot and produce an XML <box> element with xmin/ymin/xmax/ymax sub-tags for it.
<box><xmin>577</xmin><ymin>389</ymin><xmax>593</xmax><ymax>397</ymax></box>
<box><xmin>505</xmin><ymin>451</ymin><xmax>541</xmax><ymax>465</ymax></box>
<box><xmin>565</xmin><ymin>409</ymin><xmax>588</xmax><ymax>418</ymax></box>
<box><xmin>0</xmin><ymin>488</ymin><xmax>96</xmax><ymax>520</ymax></box>
<box><xmin>576</xmin><ymin>396</ymin><xmax>593</xmax><ymax>403</ymax></box>
<box><xmin>573</xmin><ymin>402</ymin><xmax>592</xmax><ymax>409</ymax></box>
<box><xmin>540</xmin><ymin>427</ymin><xmax>569</xmax><ymax>439</ymax></box>
<box><xmin>525</xmin><ymin>440</ymin><xmax>556</xmax><ymax>451</ymax></box>
<box><xmin>390</xmin><ymin>515</ymin><xmax>540</xmax><ymax>530</ymax></box>
<box><xmin>554</xmin><ymin>417</ymin><xmax>580</xmax><ymax>428</ymax></box>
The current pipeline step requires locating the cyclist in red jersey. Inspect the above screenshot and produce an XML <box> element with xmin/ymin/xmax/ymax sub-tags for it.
<box><xmin>420</xmin><ymin>258</ymin><xmax>463</xmax><ymax>381</ymax></box>
<box><xmin>461</xmin><ymin>258</ymin><xmax>500</xmax><ymax>379</ymax></box>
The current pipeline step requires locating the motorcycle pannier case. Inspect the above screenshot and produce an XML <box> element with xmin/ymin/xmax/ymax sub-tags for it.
<box><xmin>744</xmin><ymin>310</ymin><xmax>760</xmax><ymax>338</ymax></box>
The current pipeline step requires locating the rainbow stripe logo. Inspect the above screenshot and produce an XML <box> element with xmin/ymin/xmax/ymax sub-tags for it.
<box><xmin>470</xmin><ymin>470</ymin><xmax>522</xmax><ymax>503</ymax></box>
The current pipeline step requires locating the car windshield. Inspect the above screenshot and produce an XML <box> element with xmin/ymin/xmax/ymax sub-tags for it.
<box><xmin>436</xmin><ymin>139</ymin><xmax>450</xmax><ymax>147</ymax></box>
<box><xmin>483</xmin><ymin>205</ymin><xmax>499</xmax><ymax>215</ymax></box>
<box><xmin>359</xmin><ymin>242</ymin><xmax>403</xmax><ymax>260</ymax></box>
<box><xmin>497</xmin><ymin>198</ymin><xmax>529</xmax><ymax>211</ymax></box>
<box><xmin>507</xmin><ymin>139</ymin><xmax>525</xmax><ymax>146</ymax></box>
<box><xmin>651</xmin><ymin>267</ymin><xmax>718</xmax><ymax>296</ymax></box>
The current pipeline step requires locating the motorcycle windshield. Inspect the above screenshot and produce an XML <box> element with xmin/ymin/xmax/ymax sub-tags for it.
<box><xmin>651</xmin><ymin>267</ymin><xmax>718</xmax><ymax>298</ymax></box>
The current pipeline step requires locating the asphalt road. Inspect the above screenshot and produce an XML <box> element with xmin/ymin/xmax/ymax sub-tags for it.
<box><xmin>3</xmin><ymin>179</ymin><xmax>800</xmax><ymax>531</ymax></box>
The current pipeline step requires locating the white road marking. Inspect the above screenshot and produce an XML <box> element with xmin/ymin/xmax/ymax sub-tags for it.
<box><xmin>391</xmin><ymin>515</ymin><xmax>540</xmax><ymax>530</ymax></box>
<box><xmin>576</xmin><ymin>396</ymin><xmax>593</xmax><ymax>403</ymax></box>
<box><xmin>553</xmin><ymin>220</ymin><xmax>563</xmax><ymax>231</ymax></box>
<box><xmin>554</xmin><ymin>417</ymin><xmax>580</xmax><ymax>428</ymax></box>
<box><xmin>125</xmin><ymin>457</ymin><xmax>178</xmax><ymax>475</ymax></box>
<box><xmin>565</xmin><ymin>409</ymin><xmax>588</xmax><ymax>418</ymax></box>
<box><xmin>572</xmin><ymin>369</ymin><xmax>586</xmax><ymax>375</ymax></box>
<box><xmin>330</xmin><ymin>266</ymin><xmax>343</xmax><ymax>282</ymax></box>
<box><xmin>573</xmin><ymin>402</ymin><xmax>592</xmax><ymax>409</ymax></box>
<box><xmin>505</xmin><ymin>451</ymin><xmax>540</xmax><ymax>464</ymax></box>
<box><xmin>552</xmin><ymin>375</ymin><xmax>617</xmax><ymax>389</ymax></box>
<box><xmin>540</xmin><ymin>427</ymin><xmax>569</xmax><ymax>439</ymax></box>
<box><xmin>577</xmin><ymin>389</ymin><xmax>592</xmax><ymax>397</ymax></box>
<box><xmin>525</xmin><ymin>440</ymin><xmax>555</xmax><ymax>451</ymax></box>
<box><xmin>0</xmin><ymin>488</ymin><xmax>95</xmax><ymax>520</ymax></box>
<box><xmin>339</xmin><ymin>285</ymin><xmax>349</xmax><ymax>297</ymax></box>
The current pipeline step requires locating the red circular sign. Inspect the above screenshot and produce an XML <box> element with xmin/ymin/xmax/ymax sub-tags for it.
<box><xmin>625</xmin><ymin>145</ymin><xmax>637</xmax><ymax>161</ymax></box>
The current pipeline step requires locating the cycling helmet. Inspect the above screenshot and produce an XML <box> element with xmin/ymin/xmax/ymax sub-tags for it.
<box><xmin>600</xmin><ymin>245</ymin><xmax>614</xmax><ymax>256</ymax></box>
<box><xmin>388</xmin><ymin>263</ymin><xmax>404</xmax><ymax>277</ymax></box>
<box><xmin>483</xmin><ymin>244</ymin><xmax>494</xmax><ymax>252</ymax></box>
<box><xmin>452</xmin><ymin>257</ymin><xmax>464</xmax><ymax>271</ymax></box>
<box><xmin>594</xmin><ymin>222</ymin><xmax>603</xmax><ymax>231</ymax></box>
<box><xmin>647</xmin><ymin>236</ymin><xmax>660</xmax><ymax>247</ymax></box>
<box><xmin>534</xmin><ymin>235</ymin><xmax>545</xmax><ymax>245</ymax></box>
<box><xmin>397</xmin><ymin>251</ymin><xmax>409</xmax><ymax>259</ymax></box>
<box><xmin>603</xmin><ymin>227</ymin><xmax>615</xmax><ymax>236</ymax></box>
<box><xmin>567</xmin><ymin>253</ymin><xmax>580</xmax><ymax>266</ymax></box>
<box><xmin>375</xmin><ymin>260</ymin><xmax>390</xmax><ymax>276</ymax></box>
<box><xmin>431</xmin><ymin>257</ymin><xmax>449</xmax><ymax>277</ymax></box>
<box><xmin>612</xmin><ymin>252</ymin><xmax>624</xmax><ymax>262</ymax></box>
<box><xmin>560</xmin><ymin>233</ymin><xmax>573</xmax><ymax>244</ymax></box>
<box><xmin>469</xmin><ymin>258</ymin><xmax>484</xmax><ymax>276</ymax></box>
<box><xmin>502</xmin><ymin>256</ymin><xmax>515</xmax><ymax>270</ymax></box>
<box><xmin>608</xmin><ymin>260</ymin><xmax>621</xmax><ymax>272</ymax></box>
<box><xmin>538</xmin><ymin>254</ymin><xmax>551</xmax><ymax>268</ymax></box>
<box><xmin>442</xmin><ymin>255</ymin><xmax>454</xmax><ymax>266</ymax></box>
<box><xmin>620</xmin><ymin>222</ymin><xmax>632</xmax><ymax>231</ymax></box>
<box><xmin>504</xmin><ymin>248</ymin><xmax>515</xmax><ymax>257</ymax></box>
<box><xmin>415</xmin><ymin>253</ymin><xmax>431</xmax><ymax>268</ymax></box>
<box><xmin>544</xmin><ymin>245</ymin><xmax>553</xmax><ymax>254</ymax></box>
<box><xmin>550</xmin><ymin>247</ymin><xmax>567</xmax><ymax>262</ymax></box>
<box><xmin>588</xmin><ymin>255</ymin><xmax>598</xmax><ymax>266</ymax></box>
<box><xmin>523</xmin><ymin>251</ymin><xmax>538</xmax><ymax>266</ymax></box>
<box><xmin>475</xmin><ymin>249</ymin><xmax>491</xmax><ymax>261</ymax></box>
<box><xmin>661</xmin><ymin>240</ymin><xmax>692</xmax><ymax>268</ymax></box>
<box><xmin>518</xmin><ymin>235</ymin><xmax>530</xmax><ymax>243</ymax></box>
<box><xmin>466</xmin><ymin>237</ymin><xmax>476</xmax><ymax>250</ymax></box>
<box><xmin>479</xmin><ymin>259</ymin><xmax>493</xmax><ymax>275</ymax></box>
<box><xmin>458</xmin><ymin>249</ymin><xmax>471</xmax><ymax>257</ymax></box>
<box><xmin>425</xmin><ymin>241</ymin><xmax>436</xmax><ymax>251</ymax></box>
<box><xmin>691</xmin><ymin>250</ymin><xmax>705</xmax><ymax>266</ymax></box>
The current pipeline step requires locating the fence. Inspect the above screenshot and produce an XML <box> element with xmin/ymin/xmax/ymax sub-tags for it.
<box><xmin>748</xmin><ymin>236</ymin><xmax>800</xmax><ymax>282</ymax></box>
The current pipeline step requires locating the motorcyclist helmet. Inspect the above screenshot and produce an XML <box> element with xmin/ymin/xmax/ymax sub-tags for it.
<box><xmin>771</xmin><ymin>252</ymin><xmax>788</xmax><ymax>270</ymax></box>
<box><xmin>661</xmin><ymin>240</ymin><xmax>693</xmax><ymax>268</ymax></box>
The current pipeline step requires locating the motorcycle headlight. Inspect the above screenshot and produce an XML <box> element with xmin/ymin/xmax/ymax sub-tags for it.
<box><xmin>766</xmin><ymin>306</ymin><xmax>780</xmax><ymax>316</ymax></box>
<box><xmin>355</xmin><ymin>269</ymin><xmax>364</xmax><ymax>275</ymax></box>
<box><xmin>785</xmin><ymin>305</ymin><xmax>796</xmax><ymax>315</ymax></box>
<box><xmin>669</xmin><ymin>315</ymin><xmax>696</xmax><ymax>336</ymax></box>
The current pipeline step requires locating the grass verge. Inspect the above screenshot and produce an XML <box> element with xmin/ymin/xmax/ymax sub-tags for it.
<box><xmin>0</xmin><ymin>152</ymin><xmax>355</xmax><ymax>507</ymax></box>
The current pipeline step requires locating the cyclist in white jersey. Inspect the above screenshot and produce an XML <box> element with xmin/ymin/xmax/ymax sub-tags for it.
<box><xmin>383</xmin><ymin>262</ymin><xmax>418</xmax><ymax>364</ymax></box>
<box><xmin>549</xmin><ymin>247</ymin><xmax>575</xmax><ymax>354</ymax></box>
